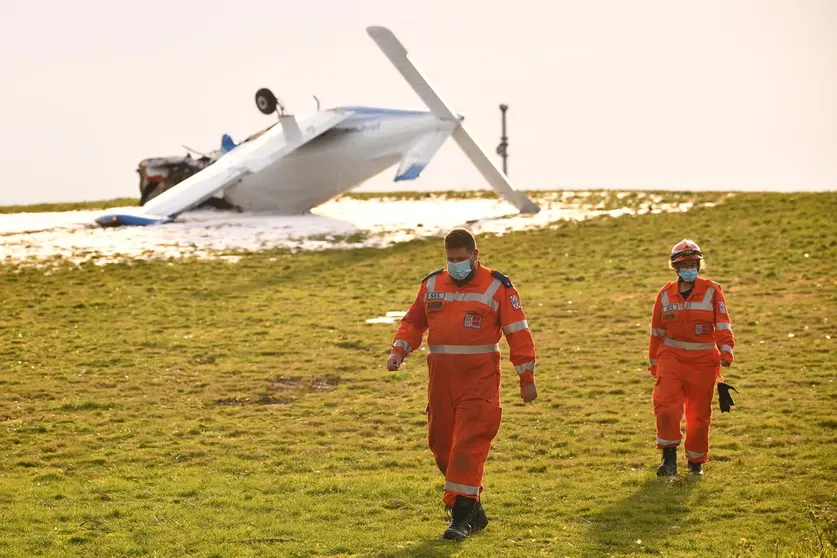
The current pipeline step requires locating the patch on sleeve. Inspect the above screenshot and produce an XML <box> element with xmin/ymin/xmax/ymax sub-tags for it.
<box><xmin>509</xmin><ymin>293</ymin><xmax>522</xmax><ymax>311</ymax></box>
<box><xmin>718</xmin><ymin>301</ymin><xmax>727</xmax><ymax>315</ymax></box>
<box><xmin>663</xmin><ymin>312</ymin><xmax>676</xmax><ymax>322</ymax></box>
<box><xmin>695</xmin><ymin>323</ymin><xmax>712</xmax><ymax>336</ymax></box>
<box><xmin>464</xmin><ymin>313</ymin><xmax>483</xmax><ymax>329</ymax></box>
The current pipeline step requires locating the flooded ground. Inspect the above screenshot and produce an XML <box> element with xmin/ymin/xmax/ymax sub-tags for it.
<box><xmin>0</xmin><ymin>191</ymin><xmax>722</xmax><ymax>267</ymax></box>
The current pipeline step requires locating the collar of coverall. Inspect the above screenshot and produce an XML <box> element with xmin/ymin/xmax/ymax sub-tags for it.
<box><xmin>446</xmin><ymin>261</ymin><xmax>482</xmax><ymax>288</ymax></box>
<box><xmin>672</xmin><ymin>275</ymin><xmax>706</xmax><ymax>293</ymax></box>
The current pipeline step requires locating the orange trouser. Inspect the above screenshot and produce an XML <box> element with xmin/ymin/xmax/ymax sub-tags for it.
<box><xmin>652</xmin><ymin>349</ymin><xmax>720</xmax><ymax>464</ymax></box>
<box><xmin>426</xmin><ymin>352</ymin><xmax>503</xmax><ymax>506</ymax></box>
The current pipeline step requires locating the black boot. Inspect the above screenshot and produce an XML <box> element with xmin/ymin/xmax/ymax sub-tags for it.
<box><xmin>656</xmin><ymin>447</ymin><xmax>677</xmax><ymax>477</ymax></box>
<box><xmin>442</xmin><ymin>495</ymin><xmax>476</xmax><ymax>541</ymax></box>
<box><xmin>469</xmin><ymin>500</ymin><xmax>489</xmax><ymax>534</ymax></box>
<box><xmin>688</xmin><ymin>460</ymin><xmax>703</xmax><ymax>475</ymax></box>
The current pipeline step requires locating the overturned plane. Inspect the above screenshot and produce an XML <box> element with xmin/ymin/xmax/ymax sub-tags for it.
<box><xmin>135</xmin><ymin>133</ymin><xmax>236</xmax><ymax>208</ymax></box>
<box><xmin>95</xmin><ymin>26</ymin><xmax>540</xmax><ymax>227</ymax></box>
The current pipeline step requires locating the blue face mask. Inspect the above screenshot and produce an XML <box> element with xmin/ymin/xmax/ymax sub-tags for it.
<box><xmin>678</xmin><ymin>268</ymin><xmax>698</xmax><ymax>283</ymax></box>
<box><xmin>447</xmin><ymin>257</ymin><xmax>473</xmax><ymax>280</ymax></box>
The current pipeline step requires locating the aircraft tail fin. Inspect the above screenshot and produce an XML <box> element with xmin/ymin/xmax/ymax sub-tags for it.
<box><xmin>366</xmin><ymin>25</ymin><xmax>540</xmax><ymax>214</ymax></box>
<box><xmin>394</xmin><ymin>128</ymin><xmax>452</xmax><ymax>182</ymax></box>
<box><xmin>221</xmin><ymin>134</ymin><xmax>237</xmax><ymax>153</ymax></box>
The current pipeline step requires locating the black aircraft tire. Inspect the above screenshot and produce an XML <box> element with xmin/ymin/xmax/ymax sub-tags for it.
<box><xmin>255</xmin><ymin>88</ymin><xmax>278</xmax><ymax>115</ymax></box>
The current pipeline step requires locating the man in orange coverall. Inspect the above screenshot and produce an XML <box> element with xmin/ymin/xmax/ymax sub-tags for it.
<box><xmin>649</xmin><ymin>239</ymin><xmax>736</xmax><ymax>477</ymax></box>
<box><xmin>386</xmin><ymin>228</ymin><xmax>538</xmax><ymax>541</ymax></box>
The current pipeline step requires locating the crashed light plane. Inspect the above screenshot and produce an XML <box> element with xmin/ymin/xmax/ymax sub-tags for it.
<box><xmin>95</xmin><ymin>26</ymin><xmax>540</xmax><ymax>227</ymax></box>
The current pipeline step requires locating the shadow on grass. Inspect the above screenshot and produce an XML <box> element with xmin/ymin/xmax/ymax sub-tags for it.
<box><xmin>583</xmin><ymin>475</ymin><xmax>704</xmax><ymax>556</ymax></box>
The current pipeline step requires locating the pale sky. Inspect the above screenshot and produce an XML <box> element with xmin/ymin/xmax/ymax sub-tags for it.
<box><xmin>1</xmin><ymin>0</ymin><xmax>835</xmax><ymax>205</ymax></box>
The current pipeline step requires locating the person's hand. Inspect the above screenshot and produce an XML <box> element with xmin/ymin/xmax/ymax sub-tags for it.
<box><xmin>386</xmin><ymin>353</ymin><xmax>404</xmax><ymax>371</ymax></box>
<box><xmin>721</xmin><ymin>359</ymin><xmax>731</xmax><ymax>367</ymax></box>
<box><xmin>521</xmin><ymin>382</ymin><xmax>538</xmax><ymax>403</ymax></box>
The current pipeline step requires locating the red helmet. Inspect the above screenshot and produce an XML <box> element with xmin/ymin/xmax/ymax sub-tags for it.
<box><xmin>671</xmin><ymin>239</ymin><xmax>702</xmax><ymax>263</ymax></box>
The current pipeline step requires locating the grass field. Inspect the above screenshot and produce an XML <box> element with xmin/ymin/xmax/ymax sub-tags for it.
<box><xmin>1</xmin><ymin>191</ymin><xmax>835</xmax><ymax>557</ymax></box>
<box><xmin>0</xmin><ymin>198</ymin><xmax>139</xmax><ymax>214</ymax></box>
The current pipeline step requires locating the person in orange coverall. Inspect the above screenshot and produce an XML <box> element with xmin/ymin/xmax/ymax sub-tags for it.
<box><xmin>649</xmin><ymin>239</ymin><xmax>736</xmax><ymax>477</ymax></box>
<box><xmin>386</xmin><ymin>228</ymin><xmax>538</xmax><ymax>541</ymax></box>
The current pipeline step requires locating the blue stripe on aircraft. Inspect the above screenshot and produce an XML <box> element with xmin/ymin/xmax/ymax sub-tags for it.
<box><xmin>95</xmin><ymin>213</ymin><xmax>172</xmax><ymax>227</ymax></box>
<box><xmin>394</xmin><ymin>164</ymin><xmax>425</xmax><ymax>181</ymax></box>
<box><xmin>337</xmin><ymin>106</ymin><xmax>430</xmax><ymax>117</ymax></box>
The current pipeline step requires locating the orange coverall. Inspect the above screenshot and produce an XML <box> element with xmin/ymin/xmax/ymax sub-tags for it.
<box><xmin>648</xmin><ymin>277</ymin><xmax>735</xmax><ymax>463</ymax></box>
<box><xmin>391</xmin><ymin>263</ymin><xmax>536</xmax><ymax>505</ymax></box>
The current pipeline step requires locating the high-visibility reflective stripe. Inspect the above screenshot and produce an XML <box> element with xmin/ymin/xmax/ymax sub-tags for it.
<box><xmin>651</xmin><ymin>328</ymin><xmax>666</xmax><ymax>337</ymax></box>
<box><xmin>649</xmin><ymin>359</ymin><xmax>658</xmax><ymax>366</ymax></box>
<box><xmin>661</xmin><ymin>288</ymin><xmax>714</xmax><ymax>312</ymax></box>
<box><xmin>424</xmin><ymin>291</ymin><xmax>499</xmax><ymax>312</ymax></box>
<box><xmin>444</xmin><ymin>480</ymin><xmax>480</xmax><ymax>496</ymax></box>
<box><xmin>515</xmin><ymin>361</ymin><xmax>535</xmax><ymax>375</ymax></box>
<box><xmin>503</xmin><ymin>320</ymin><xmax>529</xmax><ymax>335</ymax></box>
<box><xmin>685</xmin><ymin>449</ymin><xmax>706</xmax><ymax>459</ymax></box>
<box><xmin>423</xmin><ymin>274</ymin><xmax>501</xmax><ymax>312</ymax></box>
<box><xmin>484</xmin><ymin>279</ymin><xmax>503</xmax><ymax>300</ymax></box>
<box><xmin>715</xmin><ymin>322</ymin><xmax>732</xmax><ymax>331</ymax></box>
<box><xmin>683</xmin><ymin>288</ymin><xmax>714</xmax><ymax>311</ymax></box>
<box><xmin>657</xmin><ymin>436</ymin><xmax>681</xmax><ymax>446</ymax></box>
<box><xmin>719</xmin><ymin>344</ymin><xmax>734</xmax><ymax>356</ymax></box>
<box><xmin>393</xmin><ymin>340</ymin><xmax>412</xmax><ymax>353</ymax></box>
<box><xmin>428</xmin><ymin>343</ymin><xmax>500</xmax><ymax>355</ymax></box>
<box><xmin>426</xmin><ymin>275</ymin><xmax>437</xmax><ymax>292</ymax></box>
<box><xmin>664</xmin><ymin>337</ymin><xmax>715</xmax><ymax>351</ymax></box>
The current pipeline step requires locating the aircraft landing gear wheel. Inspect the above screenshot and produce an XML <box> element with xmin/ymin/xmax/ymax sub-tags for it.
<box><xmin>255</xmin><ymin>88</ymin><xmax>278</xmax><ymax>115</ymax></box>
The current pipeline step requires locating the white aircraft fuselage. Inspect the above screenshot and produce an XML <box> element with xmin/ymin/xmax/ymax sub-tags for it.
<box><xmin>222</xmin><ymin>108</ymin><xmax>455</xmax><ymax>214</ymax></box>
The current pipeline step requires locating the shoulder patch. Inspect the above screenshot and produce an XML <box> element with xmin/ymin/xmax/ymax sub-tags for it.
<box><xmin>422</xmin><ymin>268</ymin><xmax>444</xmax><ymax>283</ymax></box>
<box><xmin>491</xmin><ymin>270</ymin><xmax>513</xmax><ymax>288</ymax></box>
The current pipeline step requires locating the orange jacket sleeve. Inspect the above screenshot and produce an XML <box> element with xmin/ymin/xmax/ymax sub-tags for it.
<box><xmin>495</xmin><ymin>273</ymin><xmax>536</xmax><ymax>387</ymax></box>
<box><xmin>391</xmin><ymin>281</ymin><xmax>428</xmax><ymax>357</ymax></box>
<box><xmin>713</xmin><ymin>283</ymin><xmax>735</xmax><ymax>363</ymax></box>
<box><xmin>648</xmin><ymin>289</ymin><xmax>666</xmax><ymax>377</ymax></box>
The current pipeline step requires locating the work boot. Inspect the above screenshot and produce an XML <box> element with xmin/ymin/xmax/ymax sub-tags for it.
<box><xmin>688</xmin><ymin>460</ymin><xmax>703</xmax><ymax>475</ymax></box>
<box><xmin>442</xmin><ymin>495</ymin><xmax>476</xmax><ymax>541</ymax></box>
<box><xmin>656</xmin><ymin>447</ymin><xmax>677</xmax><ymax>477</ymax></box>
<box><xmin>469</xmin><ymin>500</ymin><xmax>489</xmax><ymax>534</ymax></box>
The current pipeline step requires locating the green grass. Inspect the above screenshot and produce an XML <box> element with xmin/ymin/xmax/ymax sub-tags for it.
<box><xmin>0</xmin><ymin>191</ymin><xmax>496</xmax><ymax>213</ymax></box>
<box><xmin>0</xmin><ymin>187</ymin><xmax>708</xmax><ymax>214</ymax></box>
<box><xmin>1</xmin><ymin>191</ymin><xmax>836</xmax><ymax>557</ymax></box>
<box><xmin>0</xmin><ymin>198</ymin><xmax>139</xmax><ymax>214</ymax></box>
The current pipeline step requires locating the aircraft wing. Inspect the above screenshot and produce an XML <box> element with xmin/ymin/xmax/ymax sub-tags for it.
<box><xmin>95</xmin><ymin>109</ymin><xmax>352</xmax><ymax>227</ymax></box>
<box><xmin>367</xmin><ymin>26</ymin><xmax>540</xmax><ymax>214</ymax></box>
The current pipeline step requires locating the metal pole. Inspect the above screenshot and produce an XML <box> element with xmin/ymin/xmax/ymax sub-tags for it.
<box><xmin>496</xmin><ymin>104</ymin><xmax>509</xmax><ymax>175</ymax></box>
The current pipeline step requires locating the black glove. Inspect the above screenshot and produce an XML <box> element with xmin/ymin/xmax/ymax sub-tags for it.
<box><xmin>717</xmin><ymin>382</ymin><xmax>738</xmax><ymax>413</ymax></box>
